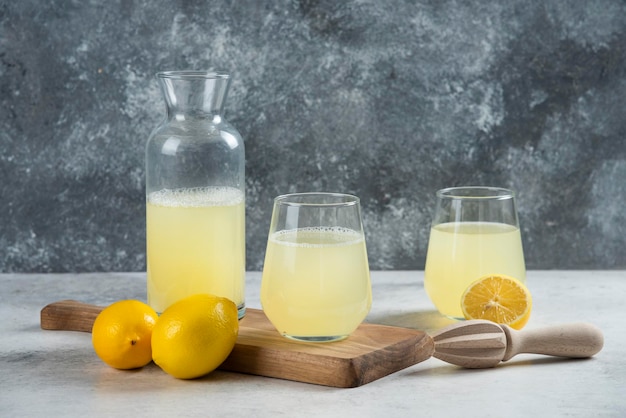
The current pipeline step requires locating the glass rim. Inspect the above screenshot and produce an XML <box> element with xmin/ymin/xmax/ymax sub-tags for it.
<box><xmin>436</xmin><ymin>186</ymin><xmax>515</xmax><ymax>200</ymax></box>
<box><xmin>156</xmin><ymin>70</ymin><xmax>230</xmax><ymax>80</ymax></box>
<box><xmin>274</xmin><ymin>192</ymin><xmax>360</xmax><ymax>207</ymax></box>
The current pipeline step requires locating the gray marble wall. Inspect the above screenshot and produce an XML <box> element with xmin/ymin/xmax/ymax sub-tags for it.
<box><xmin>2</xmin><ymin>0</ymin><xmax>625</xmax><ymax>272</ymax></box>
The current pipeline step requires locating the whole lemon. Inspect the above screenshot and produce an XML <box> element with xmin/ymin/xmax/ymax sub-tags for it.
<box><xmin>92</xmin><ymin>299</ymin><xmax>158</xmax><ymax>369</ymax></box>
<box><xmin>151</xmin><ymin>294</ymin><xmax>239</xmax><ymax>379</ymax></box>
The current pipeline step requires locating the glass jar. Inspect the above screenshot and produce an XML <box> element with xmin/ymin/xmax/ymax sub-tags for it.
<box><xmin>145</xmin><ymin>71</ymin><xmax>245</xmax><ymax>318</ymax></box>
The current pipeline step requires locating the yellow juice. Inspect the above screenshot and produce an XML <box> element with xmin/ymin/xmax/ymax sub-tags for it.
<box><xmin>261</xmin><ymin>227</ymin><xmax>371</xmax><ymax>339</ymax></box>
<box><xmin>146</xmin><ymin>186</ymin><xmax>245</xmax><ymax>315</ymax></box>
<box><xmin>424</xmin><ymin>221</ymin><xmax>526</xmax><ymax>318</ymax></box>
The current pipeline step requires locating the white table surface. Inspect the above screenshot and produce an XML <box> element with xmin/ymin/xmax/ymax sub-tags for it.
<box><xmin>1</xmin><ymin>271</ymin><xmax>624</xmax><ymax>417</ymax></box>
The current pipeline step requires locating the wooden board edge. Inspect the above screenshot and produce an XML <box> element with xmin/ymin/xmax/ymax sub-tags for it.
<box><xmin>351</xmin><ymin>331</ymin><xmax>434</xmax><ymax>387</ymax></box>
<box><xmin>220</xmin><ymin>331</ymin><xmax>434</xmax><ymax>388</ymax></box>
<box><xmin>40</xmin><ymin>300</ymin><xmax>103</xmax><ymax>332</ymax></box>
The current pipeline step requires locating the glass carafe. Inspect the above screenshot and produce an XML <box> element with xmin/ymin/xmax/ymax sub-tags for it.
<box><xmin>145</xmin><ymin>71</ymin><xmax>245</xmax><ymax>318</ymax></box>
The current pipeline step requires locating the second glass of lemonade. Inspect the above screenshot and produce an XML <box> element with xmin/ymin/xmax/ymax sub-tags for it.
<box><xmin>261</xmin><ymin>193</ymin><xmax>372</xmax><ymax>342</ymax></box>
<box><xmin>424</xmin><ymin>187</ymin><xmax>526</xmax><ymax>319</ymax></box>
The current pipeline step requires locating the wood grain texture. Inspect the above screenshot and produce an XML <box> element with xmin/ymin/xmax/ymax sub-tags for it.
<box><xmin>431</xmin><ymin>320</ymin><xmax>507</xmax><ymax>368</ymax></box>
<box><xmin>502</xmin><ymin>322</ymin><xmax>604</xmax><ymax>361</ymax></box>
<box><xmin>41</xmin><ymin>300</ymin><xmax>434</xmax><ymax>387</ymax></box>
<box><xmin>41</xmin><ymin>300</ymin><xmax>103</xmax><ymax>332</ymax></box>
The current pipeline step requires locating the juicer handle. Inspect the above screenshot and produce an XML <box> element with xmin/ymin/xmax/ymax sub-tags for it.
<box><xmin>502</xmin><ymin>322</ymin><xmax>604</xmax><ymax>361</ymax></box>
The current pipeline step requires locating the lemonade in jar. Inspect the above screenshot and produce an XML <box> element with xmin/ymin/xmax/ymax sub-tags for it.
<box><xmin>146</xmin><ymin>187</ymin><xmax>245</xmax><ymax>315</ymax></box>
<box><xmin>145</xmin><ymin>71</ymin><xmax>245</xmax><ymax>317</ymax></box>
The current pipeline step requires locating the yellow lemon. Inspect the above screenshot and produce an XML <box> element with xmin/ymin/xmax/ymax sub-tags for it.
<box><xmin>461</xmin><ymin>274</ymin><xmax>532</xmax><ymax>330</ymax></box>
<box><xmin>92</xmin><ymin>300</ymin><xmax>158</xmax><ymax>369</ymax></box>
<box><xmin>151</xmin><ymin>294</ymin><xmax>239</xmax><ymax>379</ymax></box>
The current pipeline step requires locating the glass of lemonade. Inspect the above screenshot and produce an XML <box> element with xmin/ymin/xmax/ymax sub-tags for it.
<box><xmin>424</xmin><ymin>187</ymin><xmax>526</xmax><ymax>319</ymax></box>
<box><xmin>261</xmin><ymin>193</ymin><xmax>372</xmax><ymax>342</ymax></box>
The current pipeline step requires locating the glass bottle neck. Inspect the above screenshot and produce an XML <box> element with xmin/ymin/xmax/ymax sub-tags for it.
<box><xmin>157</xmin><ymin>71</ymin><xmax>230</xmax><ymax>118</ymax></box>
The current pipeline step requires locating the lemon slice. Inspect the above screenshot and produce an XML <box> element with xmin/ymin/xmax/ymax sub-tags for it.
<box><xmin>461</xmin><ymin>274</ymin><xmax>532</xmax><ymax>330</ymax></box>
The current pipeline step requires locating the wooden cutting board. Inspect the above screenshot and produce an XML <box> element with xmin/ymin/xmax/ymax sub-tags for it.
<box><xmin>41</xmin><ymin>300</ymin><xmax>434</xmax><ymax>388</ymax></box>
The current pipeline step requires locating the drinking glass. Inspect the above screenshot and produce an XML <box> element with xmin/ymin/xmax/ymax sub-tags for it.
<box><xmin>261</xmin><ymin>192</ymin><xmax>372</xmax><ymax>342</ymax></box>
<box><xmin>424</xmin><ymin>187</ymin><xmax>526</xmax><ymax>319</ymax></box>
